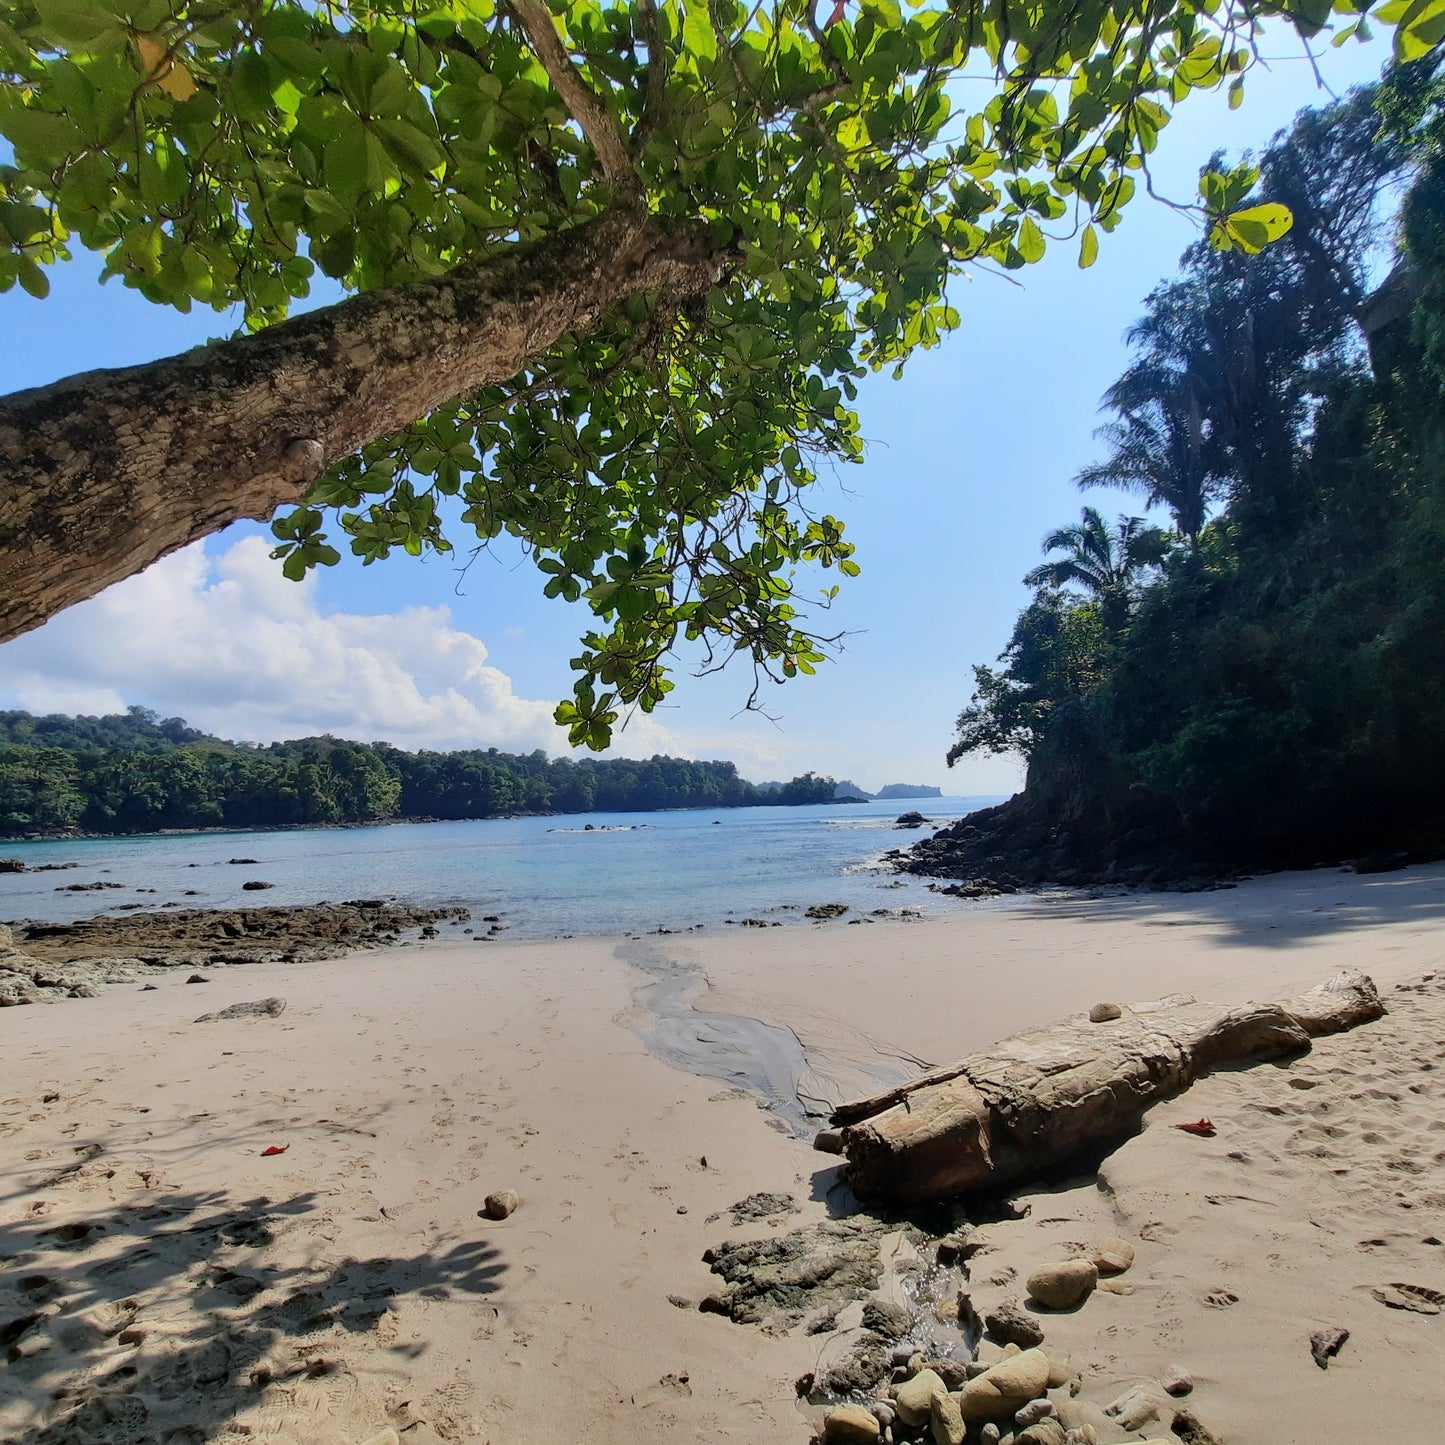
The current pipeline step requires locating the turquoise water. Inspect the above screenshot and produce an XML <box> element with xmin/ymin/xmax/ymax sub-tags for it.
<box><xmin>0</xmin><ymin>796</ymin><xmax>1001</xmax><ymax>936</ymax></box>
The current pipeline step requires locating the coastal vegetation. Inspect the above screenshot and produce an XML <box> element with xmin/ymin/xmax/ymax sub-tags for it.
<box><xmin>0</xmin><ymin>0</ymin><xmax>1420</xmax><ymax>749</ymax></box>
<box><xmin>928</xmin><ymin>70</ymin><xmax>1445</xmax><ymax>881</ymax></box>
<box><xmin>0</xmin><ymin>706</ymin><xmax>837</xmax><ymax>835</ymax></box>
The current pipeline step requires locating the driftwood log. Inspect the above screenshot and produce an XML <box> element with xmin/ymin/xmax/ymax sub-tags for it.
<box><xmin>833</xmin><ymin>971</ymin><xmax>1384</xmax><ymax>1204</ymax></box>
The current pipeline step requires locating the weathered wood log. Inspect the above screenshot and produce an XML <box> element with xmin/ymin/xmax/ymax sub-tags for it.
<box><xmin>835</xmin><ymin>971</ymin><xmax>1384</xmax><ymax>1204</ymax></box>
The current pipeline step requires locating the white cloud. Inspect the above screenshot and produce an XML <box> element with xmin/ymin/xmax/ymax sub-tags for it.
<box><xmin>0</xmin><ymin>537</ymin><xmax>680</xmax><ymax>757</ymax></box>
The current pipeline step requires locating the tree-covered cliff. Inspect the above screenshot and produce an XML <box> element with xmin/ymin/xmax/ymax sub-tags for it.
<box><xmin>916</xmin><ymin>68</ymin><xmax>1445</xmax><ymax>885</ymax></box>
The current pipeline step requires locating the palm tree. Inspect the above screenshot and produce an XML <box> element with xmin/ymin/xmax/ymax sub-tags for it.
<box><xmin>1023</xmin><ymin>507</ymin><xmax>1166</xmax><ymax>631</ymax></box>
<box><xmin>1074</xmin><ymin>383</ymin><xmax>1215</xmax><ymax>549</ymax></box>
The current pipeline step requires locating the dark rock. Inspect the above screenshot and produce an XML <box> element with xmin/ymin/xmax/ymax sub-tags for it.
<box><xmin>56</xmin><ymin>880</ymin><xmax>125</xmax><ymax>891</ymax></box>
<box><xmin>241</xmin><ymin>880</ymin><xmax>275</xmax><ymax>891</ymax></box>
<box><xmin>922</xmin><ymin>1356</ymin><xmax>970</xmax><ymax>1390</ymax></box>
<box><xmin>861</xmin><ymin>1298</ymin><xmax>912</xmax><ymax>1340</ymax></box>
<box><xmin>806</xmin><ymin>903</ymin><xmax>850</xmax><ymax>920</ymax></box>
<box><xmin>227</xmin><ymin>858</ymin><xmax>260</xmax><ymax>865</ymax></box>
<box><xmin>1309</xmin><ymin>1326</ymin><xmax>1349</xmax><ymax>1369</ymax></box>
<box><xmin>1351</xmin><ymin>851</ymin><xmax>1409</xmax><ymax>874</ymax></box>
<box><xmin>1171</xmin><ymin>1408</ymin><xmax>1224</xmax><ymax>1445</ymax></box>
<box><xmin>185</xmin><ymin>974</ymin><xmax>209</xmax><ymax>984</ymax></box>
<box><xmin>701</xmin><ymin>1216</ymin><xmax>893</xmax><ymax>1328</ymax></box>
<box><xmin>0</xmin><ymin>858</ymin><xmax>26</xmax><ymax>873</ymax></box>
<box><xmin>814</xmin><ymin>1128</ymin><xmax>846</xmax><ymax>1155</ymax></box>
<box><xmin>820</xmin><ymin>1334</ymin><xmax>894</xmax><ymax>1395</ymax></box>
<box><xmin>985</xmin><ymin>1301</ymin><xmax>1044</xmax><ymax>1349</ymax></box>
<box><xmin>195</xmin><ymin>996</ymin><xmax>287</xmax><ymax>1022</ymax></box>
<box><xmin>721</xmin><ymin>1192</ymin><xmax>798</xmax><ymax>1226</ymax></box>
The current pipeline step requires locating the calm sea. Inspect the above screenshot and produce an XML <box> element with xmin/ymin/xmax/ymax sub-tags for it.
<box><xmin>0</xmin><ymin>797</ymin><xmax>1002</xmax><ymax>937</ymax></box>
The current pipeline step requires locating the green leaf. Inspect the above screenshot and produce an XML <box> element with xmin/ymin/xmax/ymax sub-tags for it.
<box><xmin>1016</xmin><ymin>215</ymin><xmax>1046</xmax><ymax>264</ymax></box>
<box><xmin>682</xmin><ymin>0</ymin><xmax>718</xmax><ymax>62</ymax></box>
<box><xmin>1226</xmin><ymin>201</ymin><xmax>1293</xmax><ymax>253</ymax></box>
<box><xmin>1078</xmin><ymin>222</ymin><xmax>1098</xmax><ymax>269</ymax></box>
<box><xmin>32</xmin><ymin>0</ymin><xmax>122</xmax><ymax>46</ymax></box>
<box><xmin>18</xmin><ymin>258</ymin><xmax>50</xmax><ymax>298</ymax></box>
<box><xmin>1392</xmin><ymin>0</ymin><xmax>1445</xmax><ymax>58</ymax></box>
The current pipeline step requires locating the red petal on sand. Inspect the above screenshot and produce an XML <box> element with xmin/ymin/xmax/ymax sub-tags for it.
<box><xmin>1175</xmin><ymin>1119</ymin><xmax>1217</xmax><ymax>1137</ymax></box>
<box><xmin>260</xmin><ymin>1145</ymin><xmax>289</xmax><ymax>1156</ymax></box>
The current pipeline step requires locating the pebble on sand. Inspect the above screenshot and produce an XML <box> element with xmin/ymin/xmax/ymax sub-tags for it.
<box><xmin>481</xmin><ymin>1189</ymin><xmax>520</xmax><ymax>1220</ymax></box>
<box><xmin>1026</xmin><ymin>1259</ymin><xmax>1098</xmax><ymax>1311</ymax></box>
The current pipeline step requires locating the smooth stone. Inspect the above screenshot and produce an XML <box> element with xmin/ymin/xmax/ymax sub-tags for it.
<box><xmin>894</xmin><ymin>1368</ymin><xmax>947</xmax><ymax>1426</ymax></box>
<box><xmin>958</xmin><ymin>1349</ymin><xmax>1051</xmax><ymax>1422</ymax></box>
<box><xmin>1045</xmin><ymin>1353</ymin><xmax>1073</xmax><ymax>1389</ymax></box>
<box><xmin>358</xmin><ymin>1432</ymin><xmax>400</xmax><ymax>1445</ymax></box>
<box><xmin>1026</xmin><ymin>1259</ymin><xmax>1098</xmax><ymax>1311</ymax></box>
<box><xmin>1017</xmin><ymin>1423</ymin><xmax>1065</xmax><ymax>1445</ymax></box>
<box><xmin>870</xmin><ymin>1402</ymin><xmax>896</xmax><ymax>1429</ymax></box>
<box><xmin>979</xmin><ymin>1427</ymin><xmax>1001</xmax><ymax>1445</ymax></box>
<box><xmin>1091</xmin><ymin>1237</ymin><xmax>1135</xmax><ymax>1276</ymax></box>
<box><xmin>1103</xmin><ymin>1384</ymin><xmax>1162</xmax><ymax>1432</ymax></box>
<box><xmin>481</xmin><ymin>1189</ymin><xmax>520</xmax><ymax>1220</ymax></box>
<box><xmin>930</xmin><ymin>1391</ymin><xmax>966</xmax><ymax>1445</ymax></box>
<box><xmin>985</xmin><ymin>1301</ymin><xmax>1044</xmax><ymax>1349</ymax></box>
<box><xmin>1088</xmin><ymin>1002</ymin><xmax>1122</xmax><ymax>1022</ymax></box>
<box><xmin>814</xmin><ymin>1129</ymin><xmax>846</xmax><ymax>1155</ymax></box>
<box><xmin>823</xmin><ymin>1404</ymin><xmax>882</xmax><ymax>1443</ymax></box>
<box><xmin>1016</xmin><ymin>1399</ymin><xmax>1057</xmax><ymax>1427</ymax></box>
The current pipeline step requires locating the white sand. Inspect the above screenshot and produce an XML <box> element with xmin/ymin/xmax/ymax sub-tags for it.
<box><xmin>2</xmin><ymin>864</ymin><xmax>1443</xmax><ymax>1443</ymax></box>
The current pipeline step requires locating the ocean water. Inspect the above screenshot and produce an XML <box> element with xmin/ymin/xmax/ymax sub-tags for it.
<box><xmin>0</xmin><ymin>796</ymin><xmax>1002</xmax><ymax>937</ymax></box>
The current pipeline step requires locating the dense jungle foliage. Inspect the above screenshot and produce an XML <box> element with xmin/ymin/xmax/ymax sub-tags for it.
<box><xmin>0</xmin><ymin>706</ymin><xmax>837</xmax><ymax>834</ymax></box>
<box><xmin>944</xmin><ymin>64</ymin><xmax>1445</xmax><ymax>871</ymax></box>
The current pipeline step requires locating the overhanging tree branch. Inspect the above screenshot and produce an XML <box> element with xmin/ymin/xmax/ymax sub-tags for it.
<box><xmin>0</xmin><ymin>210</ymin><xmax>729</xmax><ymax>645</ymax></box>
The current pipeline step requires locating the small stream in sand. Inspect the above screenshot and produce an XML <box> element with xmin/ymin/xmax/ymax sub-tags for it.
<box><xmin>617</xmin><ymin>937</ymin><xmax>927</xmax><ymax>1136</ymax></box>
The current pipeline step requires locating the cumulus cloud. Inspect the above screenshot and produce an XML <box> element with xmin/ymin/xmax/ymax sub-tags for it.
<box><xmin>0</xmin><ymin>536</ymin><xmax>680</xmax><ymax>757</ymax></box>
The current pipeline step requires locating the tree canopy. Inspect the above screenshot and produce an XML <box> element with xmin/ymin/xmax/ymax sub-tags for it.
<box><xmin>0</xmin><ymin>0</ymin><xmax>1419</xmax><ymax>746</ymax></box>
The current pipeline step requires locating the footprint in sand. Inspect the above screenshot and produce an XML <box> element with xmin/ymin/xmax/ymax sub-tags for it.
<box><xmin>1203</xmin><ymin>1288</ymin><xmax>1240</xmax><ymax>1308</ymax></box>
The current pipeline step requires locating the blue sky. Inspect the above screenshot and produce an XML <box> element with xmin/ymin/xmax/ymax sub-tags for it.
<box><xmin>0</xmin><ymin>31</ymin><xmax>1394</xmax><ymax>793</ymax></box>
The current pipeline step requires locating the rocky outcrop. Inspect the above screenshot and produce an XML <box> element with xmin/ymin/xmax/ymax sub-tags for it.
<box><xmin>832</xmin><ymin>972</ymin><xmax>1385</xmax><ymax>1204</ymax></box>
<box><xmin>700</xmin><ymin>1216</ymin><xmax>899</xmax><ymax>1328</ymax></box>
<box><xmin>0</xmin><ymin>901</ymin><xmax>467</xmax><ymax>1004</ymax></box>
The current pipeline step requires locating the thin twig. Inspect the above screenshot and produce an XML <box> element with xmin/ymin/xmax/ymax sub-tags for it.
<box><xmin>509</xmin><ymin>0</ymin><xmax>641</xmax><ymax>192</ymax></box>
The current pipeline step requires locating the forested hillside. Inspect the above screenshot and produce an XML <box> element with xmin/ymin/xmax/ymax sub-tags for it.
<box><xmin>0</xmin><ymin>708</ymin><xmax>836</xmax><ymax>836</ymax></box>
<box><xmin>914</xmin><ymin>67</ymin><xmax>1445</xmax><ymax>884</ymax></box>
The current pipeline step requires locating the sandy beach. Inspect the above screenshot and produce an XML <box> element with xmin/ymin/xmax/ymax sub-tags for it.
<box><xmin>3</xmin><ymin>864</ymin><xmax>1443</xmax><ymax>1444</ymax></box>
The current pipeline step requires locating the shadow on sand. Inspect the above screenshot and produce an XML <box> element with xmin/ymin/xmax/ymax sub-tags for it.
<box><xmin>0</xmin><ymin>1177</ymin><xmax>505</xmax><ymax>1444</ymax></box>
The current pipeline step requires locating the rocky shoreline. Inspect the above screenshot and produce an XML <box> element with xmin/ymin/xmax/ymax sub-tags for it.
<box><xmin>693</xmin><ymin>1191</ymin><xmax>1215</xmax><ymax>1445</ymax></box>
<box><xmin>891</xmin><ymin>795</ymin><xmax>1439</xmax><ymax>893</ymax></box>
<box><xmin>0</xmin><ymin>900</ymin><xmax>469</xmax><ymax>1005</ymax></box>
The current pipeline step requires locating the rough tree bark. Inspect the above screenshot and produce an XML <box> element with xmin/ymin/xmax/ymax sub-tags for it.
<box><xmin>0</xmin><ymin>207</ymin><xmax>728</xmax><ymax>644</ymax></box>
<box><xmin>833</xmin><ymin>970</ymin><xmax>1385</xmax><ymax>1204</ymax></box>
